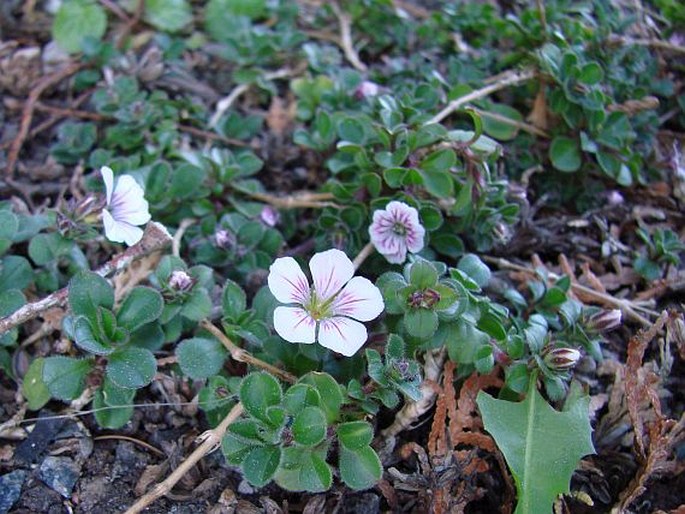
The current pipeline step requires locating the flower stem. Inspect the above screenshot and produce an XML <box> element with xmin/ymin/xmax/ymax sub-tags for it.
<box><xmin>352</xmin><ymin>241</ymin><xmax>375</xmax><ymax>270</ymax></box>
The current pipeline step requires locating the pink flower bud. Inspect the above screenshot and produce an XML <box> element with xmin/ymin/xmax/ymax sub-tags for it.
<box><xmin>214</xmin><ymin>229</ymin><xmax>234</xmax><ymax>249</ymax></box>
<box><xmin>168</xmin><ymin>270</ymin><xmax>194</xmax><ymax>292</ymax></box>
<box><xmin>354</xmin><ymin>81</ymin><xmax>381</xmax><ymax>99</ymax></box>
<box><xmin>260</xmin><ymin>206</ymin><xmax>280</xmax><ymax>227</ymax></box>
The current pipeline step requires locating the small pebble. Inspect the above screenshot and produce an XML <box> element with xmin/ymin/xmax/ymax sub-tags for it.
<box><xmin>39</xmin><ymin>456</ymin><xmax>80</xmax><ymax>498</ymax></box>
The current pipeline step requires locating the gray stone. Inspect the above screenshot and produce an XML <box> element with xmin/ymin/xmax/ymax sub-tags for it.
<box><xmin>0</xmin><ymin>470</ymin><xmax>27</xmax><ymax>514</ymax></box>
<box><xmin>39</xmin><ymin>456</ymin><xmax>80</xmax><ymax>498</ymax></box>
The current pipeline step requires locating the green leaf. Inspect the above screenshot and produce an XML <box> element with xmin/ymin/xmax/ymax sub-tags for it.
<box><xmin>337</xmin><ymin>421</ymin><xmax>373</xmax><ymax>450</ymax></box>
<box><xmin>222</xmin><ymin>279</ymin><xmax>247</xmax><ymax>320</ymax></box>
<box><xmin>116</xmin><ymin>287</ymin><xmax>163</xmax><ymax>332</ymax></box>
<box><xmin>242</xmin><ymin>446</ymin><xmax>281</xmax><ymax>487</ymax></box>
<box><xmin>73</xmin><ymin>315</ymin><xmax>115</xmax><ymax>355</ymax></box>
<box><xmin>300</xmin><ymin>372</ymin><xmax>343</xmax><ymax>423</ymax></box>
<box><xmin>93</xmin><ymin>378</ymin><xmax>135</xmax><ymax>429</ymax></box>
<box><xmin>0</xmin><ymin>256</ymin><xmax>33</xmax><ymax>292</ymax></box>
<box><xmin>549</xmin><ymin>136</ymin><xmax>581</xmax><ymax>172</ymax></box>
<box><xmin>339</xmin><ymin>445</ymin><xmax>382</xmax><ymax>490</ymax></box>
<box><xmin>578</xmin><ymin>62</ymin><xmax>603</xmax><ymax>85</ymax></box>
<box><xmin>404</xmin><ymin>309</ymin><xmax>438</xmax><ymax>339</ymax></box>
<box><xmin>240</xmin><ymin>372</ymin><xmax>282</xmax><ymax>424</ymax></box>
<box><xmin>107</xmin><ymin>347</ymin><xmax>156</xmax><ymax>389</ymax></box>
<box><xmin>482</xmin><ymin>104</ymin><xmax>523</xmax><ymax>141</ymax></box>
<box><xmin>0</xmin><ymin>211</ymin><xmax>17</xmax><ymax>255</ymax></box>
<box><xmin>68</xmin><ymin>271</ymin><xmax>114</xmax><ymax>322</ymax></box>
<box><xmin>42</xmin><ymin>356</ymin><xmax>92</xmax><ymax>401</ymax></box>
<box><xmin>52</xmin><ymin>0</ymin><xmax>107</xmax><ymax>53</ymax></box>
<box><xmin>176</xmin><ymin>337</ymin><xmax>227</xmax><ymax>380</ymax></box>
<box><xmin>180</xmin><ymin>289</ymin><xmax>213</xmax><ymax>321</ymax></box>
<box><xmin>144</xmin><ymin>0</ymin><xmax>192</xmax><ymax>32</ymax></box>
<box><xmin>292</xmin><ymin>406</ymin><xmax>327</xmax><ymax>446</ymax></box>
<box><xmin>420</xmin><ymin>148</ymin><xmax>456</xmax><ymax>174</ymax></box>
<box><xmin>205</xmin><ymin>0</ymin><xmax>266</xmax><ymax>41</ymax></box>
<box><xmin>458</xmin><ymin>254</ymin><xmax>491</xmax><ymax>288</ymax></box>
<box><xmin>408</xmin><ymin>260</ymin><xmax>438</xmax><ymax>289</ymax></box>
<box><xmin>274</xmin><ymin>447</ymin><xmax>332</xmax><ymax>492</ymax></box>
<box><xmin>444</xmin><ymin>319</ymin><xmax>490</xmax><ymax>364</ymax></box>
<box><xmin>477</xmin><ymin>381</ymin><xmax>595</xmax><ymax>514</ymax></box>
<box><xmin>23</xmin><ymin>358</ymin><xmax>50</xmax><ymax>410</ymax></box>
<box><xmin>282</xmin><ymin>384</ymin><xmax>322</xmax><ymax>415</ymax></box>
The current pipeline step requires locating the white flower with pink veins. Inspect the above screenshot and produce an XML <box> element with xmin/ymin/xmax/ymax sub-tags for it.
<box><xmin>369</xmin><ymin>201</ymin><xmax>425</xmax><ymax>264</ymax></box>
<box><xmin>267</xmin><ymin>249</ymin><xmax>384</xmax><ymax>357</ymax></box>
<box><xmin>101</xmin><ymin>166</ymin><xmax>151</xmax><ymax>246</ymax></box>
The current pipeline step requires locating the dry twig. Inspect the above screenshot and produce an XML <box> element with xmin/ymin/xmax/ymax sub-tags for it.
<box><xmin>0</xmin><ymin>222</ymin><xmax>172</xmax><ymax>335</ymax></box>
<box><xmin>124</xmin><ymin>402</ymin><xmax>245</xmax><ymax>514</ymax></box>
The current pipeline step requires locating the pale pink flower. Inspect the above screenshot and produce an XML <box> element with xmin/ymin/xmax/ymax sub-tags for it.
<box><xmin>101</xmin><ymin>166</ymin><xmax>151</xmax><ymax>246</ymax></box>
<box><xmin>267</xmin><ymin>249</ymin><xmax>384</xmax><ymax>357</ymax></box>
<box><xmin>369</xmin><ymin>201</ymin><xmax>425</xmax><ymax>264</ymax></box>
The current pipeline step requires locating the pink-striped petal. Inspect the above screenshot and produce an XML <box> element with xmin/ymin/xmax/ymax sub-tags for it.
<box><xmin>317</xmin><ymin>316</ymin><xmax>368</xmax><ymax>356</ymax></box>
<box><xmin>102</xmin><ymin>209</ymin><xmax>145</xmax><ymax>246</ymax></box>
<box><xmin>273</xmin><ymin>306</ymin><xmax>316</xmax><ymax>344</ymax></box>
<box><xmin>109</xmin><ymin>175</ymin><xmax>151</xmax><ymax>225</ymax></box>
<box><xmin>268</xmin><ymin>257</ymin><xmax>311</xmax><ymax>304</ymax></box>
<box><xmin>309</xmin><ymin>249</ymin><xmax>354</xmax><ymax>302</ymax></box>
<box><xmin>331</xmin><ymin>276</ymin><xmax>384</xmax><ymax>322</ymax></box>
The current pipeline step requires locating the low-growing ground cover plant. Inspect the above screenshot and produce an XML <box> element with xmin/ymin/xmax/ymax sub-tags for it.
<box><xmin>0</xmin><ymin>0</ymin><xmax>683</xmax><ymax>513</ymax></box>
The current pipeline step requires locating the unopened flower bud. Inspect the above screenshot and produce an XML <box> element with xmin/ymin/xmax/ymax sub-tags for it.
<box><xmin>168</xmin><ymin>270</ymin><xmax>194</xmax><ymax>292</ymax></box>
<box><xmin>214</xmin><ymin>229</ymin><xmax>234</xmax><ymax>249</ymax></box>
<box><xmin>260</xmin><ymin>206</ymin><xmax>280</xmax><ymax>227</ymax></box>
<box><xmin>354</xmin><ymin>81</ymin><xmax>381</xmax><ymax>99</ymax></box>
<box><xmin>542</xmin><ymin>347</ymin><xmax>581</xmax><ymax>371</ymax></box>
<box><xmin>588</xmin><ymin>309</ymin><xmax>622</xmax><ymax>332</ymax></box>
<box><xmin>408</xmin><ymin>288</ymin><xmax>441</xmax><ymax>310</ymax></box>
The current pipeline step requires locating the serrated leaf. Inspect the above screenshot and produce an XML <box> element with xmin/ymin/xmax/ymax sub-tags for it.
<box><xmin>176</xmin><ymin>337</ymin><xmax>226</xmax><ymax>380</ymax></box>
<box><xmin>477</xmin><ymin>381</ymin><xmax>595</xmax><ymax>514</ymax></box>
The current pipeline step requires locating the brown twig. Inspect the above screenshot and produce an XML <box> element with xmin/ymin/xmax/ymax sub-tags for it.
<box><xmin>427</xmin><ymin>68</ymin><xmax>536</xmax><ymax>125</ymax></box>
<box><xmin>244</xmin><ymin>190</ymin><xmax>339</xmax><ymax>209</ymax></box>
<box><xmin>200</xmin><ymin>320</ymin><xmax>298</xmax><ymax>384</ymax></box>
<box><xmin>606</xmin><ymin>35</ymin><xmax>685</xmax><ymax>55</ymax></box>
<box><xmin>124</xmin><ymin>402</ymin><xmax>245</xmax><ymax>514</ymax></box>
<box><xmin>6</xmin><ymin>62</ymin><xmax>83</xmax><ymax>177</ymax></box>
<box><xmin>470</xmin><ymin>107</ymin><xmax>550</xmax><ymax>138</ymax></box>
<box><xmin>482</xmin><ymin>255</ymin><xmax>659</xmax><ymax>326</ymax></box>
<box><xmin>330</xmin><ymin>2</ymin><xmax>367</xmax><ymax>72</ymax></box>
<box><xmin>94</xmin><ymin>435</ymin><xmax>166</xmax><ymax>457</ymax></box>
<box><xmin>177</xmin><ymin>124</ymin><xmax>251</xmax><ymax>147</ymax></box>
<box><xmin>352</xmin><ymin>242</ymin><xmax>375</xmax><ymax>270</ymax></box>
<box><xmin>0</xmin><ymin>222</ymin><xmax>172</xmax><ymax>336</ymax></box>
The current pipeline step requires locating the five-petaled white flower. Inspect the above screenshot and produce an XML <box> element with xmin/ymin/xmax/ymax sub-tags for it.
<box><xmin>268</xmin><ymin>249</ymin><xmax>384</xmax><ymax>357</ymax></box>
<box><xmin>101</xmin><ymin>166</ymin><xmax>151</xmax><ymax>246</ymax></box>
<box><xmin>369</xmin><ymin>201</ymin><xmax>425</xmax><ymax>264</ymax></box>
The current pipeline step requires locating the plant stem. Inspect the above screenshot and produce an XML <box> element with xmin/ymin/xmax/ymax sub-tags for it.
<box><xmin>124</xmin><ymin>402</ymin><xmax>244</xmax><ymax>514</ymax></box>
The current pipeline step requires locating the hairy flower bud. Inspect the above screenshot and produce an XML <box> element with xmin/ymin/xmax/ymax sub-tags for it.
<box><xmin>542</xmin><ymin>347</ymin><xmax>581</xmax><ymax>371</ymax></box>
<box><xmin>214</xmin><ymin>229</ymin><xmax>234</xmax><ymax>249</ymax></box>
<box><xmin>588</xmin><ymin>309</ymin><xmax>622</xmax><ymax>332</ymax></box>
<box><xmin>168</xmin><ymin>270</ymin><xmax>194</xmax><ymax>292</ymax></box>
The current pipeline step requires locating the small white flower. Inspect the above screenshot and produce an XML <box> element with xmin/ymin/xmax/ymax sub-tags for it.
<box><xmin>101</xmin><ymin>166</ymin><xmax>151</xmax><ymax>246</ymax></box>
<box><xmin>267</xmin><ymin>249</ymin><xmax>384</xmax><ymax>357</ymax></box>
<box><xmin>369</xmin><ymin>201</ymin><xmax>425</xmax><ymax>264</ymax></box>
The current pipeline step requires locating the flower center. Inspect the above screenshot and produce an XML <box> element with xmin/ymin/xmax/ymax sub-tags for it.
<box><xmin>408</xmin><ymin>288</ymin><xmax>441</xmax><ymax>309</ymax></box>
<box><xmin>305</xmin><ymin>291</ymin><xmax>334</xmax><ymax>321</ymax></box>
<box><xmin>392</xmin><ymin>222</ymin><xmax>407</xmax><ymax>236</ymax></box>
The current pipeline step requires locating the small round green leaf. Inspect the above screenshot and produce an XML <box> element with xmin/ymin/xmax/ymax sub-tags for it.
<box><xmin>337</xmin><ymin>421</ymin><xmax>373</xmax><ymax>450</ymax></box>
<box><xmin>240</xmin><ymin>372</ymin><xmax>282</xmax><ymax>423</ymax></box>
<box><xmin>292</xmin><ymin>407</ymin><xmax>327</xmax><ymax>446</ymax></box>
<box><xmin>144</xmin><ymin>0</ymin><xmax>192</xmax><ymax>32</ymax></box>
<box><xmin>107</xmin><ymin>347</ymin><xmax>156</xmax><ymax>389</ymax></box>
<box><xmin>457</xmin><ymin>254</ymin><xmax>491</xmax><ymax>288</ymax></box>
<box><xmin>404</xmin><ymin>308</ymin><xmax>438</xmax><ymax>339</ymax></box>
<box><xmin>339</xmin><ymin>446</ymin><xmax>382</xmax><ymax>490</ymax></box>
<box><xmin>23</xmin><ymin>358</ymin><xmax>50</xmax><ymax>410</ymax></box>
<box><xmin>52</xmin><ymin>0</ymin><xmax>107</xmax><ymax>53</ymax></box>
<box><xmin>42</xmin><ymin>356</ymin><xmax>92</xmax><ymax>400</ymax></box>
<box><xmin>117</xmin><ymin>287</ymin><xmax>163</xmax><ymax>332</ymax></box>
<box><xmin>242</xmin><ymin>446</ymin><xmax>281</xmax><ymax>487</ymax></box>
<box><xmin>176</xmin><ymin>337</ymin><xmax>227</xmax><ymax>380</ymax></box>
<box><xmin>73</xmin><ymin>316</ymin><xmax>114</xmax><ymax>355</ymax></box>
<box><xmin>549</xmin><ymin>136</ymin><xmax>582</xmax><ymax>172</ymax></box>
<box><xmin>68</xmin><ymin>271</ymin><xmax>114</xmax><ymax>321</ymax></box>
